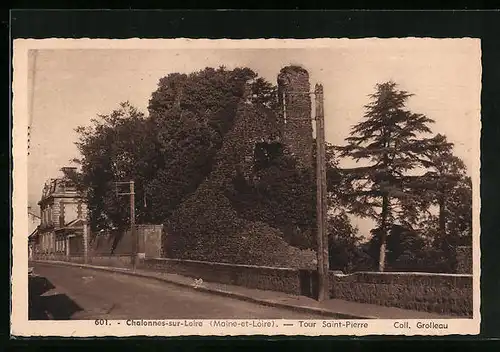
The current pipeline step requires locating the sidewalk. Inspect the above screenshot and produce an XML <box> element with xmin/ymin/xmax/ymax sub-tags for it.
<box><xmin>30</xmin><ymin>260</ymin><xmax>456</xmax><ymax>320</ymax></box>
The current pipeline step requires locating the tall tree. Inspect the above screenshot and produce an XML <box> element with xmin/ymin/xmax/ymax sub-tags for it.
<box><xmin>445</xmin><ymin>175</ymin><xmax>473</xmax><ymax>247</ymax></box>
<box><xmin>337</xmin><ymin>81</ymin><xmax>450</xmax><ymax>271</ymax></box>
<box><xmin>72</xmin><ymin>102</ymin><xmax>155</xmax><ymax>233</ymax></box>
<box><xmin>416</xmin><ymin>176</ymin><xmax>472</xmax><ymax>247</ymax></box>
<box><xmin>422</xmin><ymin>135</ymin><xmax>468</xmax><ymax>249</ymax></box>
<box><xmin>367</xmin><ymin>224</ymin><xmax>426</xmax><ymax>270</ymax></box>
<box><xmin>145</xmin><ymin>67</ymin><xmax>271</xmax><ymax>222</ymax></box>
<box><xmin>405</xmin><ymin>134</ymin><xmax>470</xmax><ymax>251</ymax></box>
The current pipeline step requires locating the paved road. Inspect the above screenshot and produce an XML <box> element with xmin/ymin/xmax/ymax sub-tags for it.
<box><xmin>29</xmin><ymin>264</ymin><xmax>325</xmax><ymax>320</ymax></box>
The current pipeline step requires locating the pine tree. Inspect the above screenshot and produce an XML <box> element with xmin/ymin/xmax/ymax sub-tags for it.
<box><xmin>337</xmin><ymin>81</ymin><xmax>450</xmax><ymax>271</ymax></box>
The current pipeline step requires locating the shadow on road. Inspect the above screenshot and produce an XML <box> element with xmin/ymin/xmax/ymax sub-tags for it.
<box><xmin>29</xmin><ymin>275</ymin><xmax>84</xmax><ymax>320</ymax></box>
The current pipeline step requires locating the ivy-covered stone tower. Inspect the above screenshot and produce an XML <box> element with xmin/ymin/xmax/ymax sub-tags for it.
<box><xmin>277</xmin><ymin>66</ymin><xmax>314</xmax><ymax>169</ymax></box>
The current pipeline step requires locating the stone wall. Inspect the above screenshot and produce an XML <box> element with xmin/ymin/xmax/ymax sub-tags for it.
<box><xmin>329</xmin><ymin>271</ymin><xmax>473</xmax><ymax>317</ymax></box>
<box><xmin>141</xmin><ymin>258</ymin><xmax>302</xmax><ymax>295</ymax></box>
<box><xmin>455</xmin><ymin>246</ymin><xmax>473</xmax><ymax>274</ymax></box>
<box><xmin>139</xmin><ymin>259</ymin><xmax>472</xmax><ymax>316</ymax></box>
<box><xmin>32</xmin><ymin>253</ymin><xmax>131</xmax><ymax>267</ymax></box>
<box><xmin>89</xmin><ymin>224</ymin><xmax>163</xmax><ymax>256</ymax></box>
<box><xmin>33</xmin><ymin>253</ymin><xmax>85</xmax><ymax>263</ymax></box>
<box><xmin>89</xmin><ymin>254</ymin><xmax>133</xmax><ymax>268</ymax></box>
<box><xmin>31</xmin><ymin>253</ymin><xmax>473</xmax><ymax>316</ymax></box>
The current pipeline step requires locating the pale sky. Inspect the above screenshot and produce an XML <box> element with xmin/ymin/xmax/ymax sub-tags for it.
<box><xmin>26</xmin><ymin>39</ymin><xmax>481</xmax><ymax>236</ymax></box>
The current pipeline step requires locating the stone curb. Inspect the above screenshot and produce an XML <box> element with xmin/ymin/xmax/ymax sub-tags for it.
<box><xmin>31</xmin><ymin>260</ymin><xmax>377</xmax><ymax>320</ymax></box>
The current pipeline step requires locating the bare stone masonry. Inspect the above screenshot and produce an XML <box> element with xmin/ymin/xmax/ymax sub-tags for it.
<box><xmin>277</xmin><ymin>66</ymin><xmax>314</xmax><ymax>169</ymax></box>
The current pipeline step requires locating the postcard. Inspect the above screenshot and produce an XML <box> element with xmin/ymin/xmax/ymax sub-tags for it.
<box><xmin>12</xmin><ymin>38</ymin><xmax>481</xmax><ymax>336</ymax></box>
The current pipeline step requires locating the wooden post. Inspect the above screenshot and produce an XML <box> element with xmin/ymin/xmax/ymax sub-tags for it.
<box><xmin>130</xmin><ymin>181</ymin><xmax>137</xmax><ymax>270</ymax></box>
<box><xmin>315</xmin><ymin>83</ymin><xmax>329</xmax><ymax>301</ymax></box>
<box><xmin>319</xmin><ymin>85</ymin><xmax>329</xmax><ymax>285</ymax></box>
<box><xmin>114</xmin><ymin>180</ymin><xmax>137</xmax><ymax>270</ymax></box>
<box><xmin>83</xmin><ymin>220</ymin><xmax>89</xmax><ymax>264</ymax></box>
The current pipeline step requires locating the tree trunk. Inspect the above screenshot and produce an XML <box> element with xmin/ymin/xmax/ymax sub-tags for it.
<box><xmin>438</xmin><ymin>187</ymin><xmax>446</xmax><ymax>250</ymax></box>
<box><xmin>378</xmin><ymin>129</ymin><xmax>391</xmax><ymax>272</ymax></box>
<box><xmin>378</xmin><ymin>193</ymin><xmax>389</xmax><ymax>272</ymax></box>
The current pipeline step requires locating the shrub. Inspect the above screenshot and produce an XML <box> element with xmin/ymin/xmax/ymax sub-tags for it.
<box><xmin>388</xmin><ymin>248</ymin><xmax>455</xmax><ymax>273</ymax></box>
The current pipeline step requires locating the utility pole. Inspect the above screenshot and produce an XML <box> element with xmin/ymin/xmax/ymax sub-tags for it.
<box><xmin>281</xmin><ymin>86</ymin><xmax>329</xmax><ymax>301</ymax></box>
<box><xmin>315</xmin><ymin>83</ymin><xmax>329</xmax><ymax>301</ymax></box>
<box><xmin>130</xmin><ymin>181</ymin><xmax>136</xmax><ymax>270</ymax></box>
<box><xmin>115</xmin><ymin>181</ymin><xmax>137</xmax><ymax>270</ymax></box>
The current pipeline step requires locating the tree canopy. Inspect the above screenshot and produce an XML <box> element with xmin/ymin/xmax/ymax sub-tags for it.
<box><xmin>72</xmin><ymin>102</ymin><xmax>155</xmax><ymax>232</ymax></box>
<box><xmin>69</xmin><ymin>71</ymin><xmax>472</xmax><ymax>273</ymax></box>
<box><xmin>336</xmin><ymin>81</ymin><xmax>454</xmax><ymax>271</ymax></box>
<box><xmin>71</xmin><ymin>66</ymin><xmax>319</xmax><ymax>266</ymax></box>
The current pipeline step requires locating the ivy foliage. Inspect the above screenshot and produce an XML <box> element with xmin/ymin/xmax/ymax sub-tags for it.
<box><xmin>73</xmin><ymin>66</ymin><xmax>321</xmax><ymax>267</ymax></box>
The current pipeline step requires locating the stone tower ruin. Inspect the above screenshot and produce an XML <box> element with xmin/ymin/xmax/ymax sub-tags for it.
<box><xmin>277</xmin><ymin>66</ymin><xmax>314</xmax><ymax>169</ymax></box>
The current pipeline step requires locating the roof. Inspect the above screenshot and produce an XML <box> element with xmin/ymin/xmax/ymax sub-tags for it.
<box><xmin>28</xmin><ymin>227</ymin><xmax>40</xmax><ymax>240</ymax></box>
<box><xmin>39</xmin><ymin>175</ymin><xmax>82</xmax><ymax>205</ymax></box>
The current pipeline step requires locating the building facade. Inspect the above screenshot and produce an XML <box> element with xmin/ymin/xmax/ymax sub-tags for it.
<box><xmin>27</xmin><ymin>207</ymin><xmax>41</xmax><ymax>259</ymax></box>
<box><xmin>30</xmin><ymin>167</ymin><xmax>88</xmax><ymax>257</ymax></box>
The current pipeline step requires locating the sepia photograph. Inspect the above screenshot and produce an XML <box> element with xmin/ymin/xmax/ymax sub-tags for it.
<box><xmin>12</xmin><ymin>38</ymin><xmax>481</xmax><ymax>336</ymax></box>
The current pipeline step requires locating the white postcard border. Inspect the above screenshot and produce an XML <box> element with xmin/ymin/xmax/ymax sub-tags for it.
<box><xmin>11</xmin><ymin>38</ymin><xmax>481</xmax><ymax>337</ymax></box>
